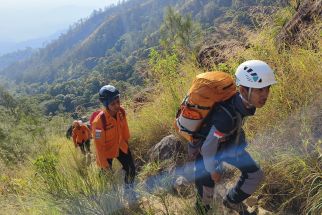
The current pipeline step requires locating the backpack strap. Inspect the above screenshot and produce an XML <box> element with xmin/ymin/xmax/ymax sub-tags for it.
<box><xmin>203</xmin><ymin>103</ymin><xmax>241</xmax><ymax>139</ymax></box>
<box><xmin>219</xmin><ymin>103</ymin><xmax>244</xmax><ymax>144</ymax></box>
<box><xmin>192</xmin><ymin>104</ymin><xmax>236</xmax><ymax>140</ymax></box>
<box><xmin>100</xmin><ymin>112</ymin><xmax>107</xmax><ymax>131</ymax></box>
<box><xmin>232</xmin><ymin>111</ymin><xmax>242</xmax><ymax>146</ymax></box>
<box><xmin>184</xmin><ymin>95</ymin><xmax>212</xmax><ymax>110</ymax></box>
<box><xmin>218</xmin><ymin>105</ymin><xmax>235</xmax><ymax>135</ymax></box>
<box><xmin>192</xmin><ymin>99</ymin><xmax>243</xmax><ymax>148</ymax></box>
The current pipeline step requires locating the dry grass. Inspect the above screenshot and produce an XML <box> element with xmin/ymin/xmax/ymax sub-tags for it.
<box><xmin>1</xmin><ymin>5</ymin><xmax>321</xmax><ymax>215</ymax></box>
<box><xmin>126</xmin><ymin>15</ymin><xmax>322</xmax><ymax>214</ymax></box>
<box><xmin>127</xmin><ymin>61</ymin><xmax>201</xmax><ymax>158</ymax></box>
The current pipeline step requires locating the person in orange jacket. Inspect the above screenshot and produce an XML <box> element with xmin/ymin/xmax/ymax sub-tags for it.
<box><xmin>92</xmin><ymin>85</ymin><xmax>136</xmax><ymax>191</ymax></box>
<box><xmin>72</xmin><ymin>120</ymin><xmax>91</xmax><ymax>155</ymax></box>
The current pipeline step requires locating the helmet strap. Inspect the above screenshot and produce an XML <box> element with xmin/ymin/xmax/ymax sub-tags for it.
<box><xmin>240</xmin><ymin>88</ymin><xmax>254</xmax><ymax>108</ymax></box>
<box><xmin>247</xmin><ymin>88</ymin><xmax>252</xmax><ymax>102</ymax></box>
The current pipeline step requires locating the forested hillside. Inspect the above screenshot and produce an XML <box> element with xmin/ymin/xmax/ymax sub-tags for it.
<box><xmin>0</xmin><ymin>0</ymin><xmax>321</xmax><ymax>214</ymax></box>
<box><xmin>0</xmin><ymin>0</ymin><xmax>288</xmax><ymax>115</ymax></box>
<box><xmin>0</xmin><ymin>48</ymin><xmax>34</xmax><ymax>71</ymax></box>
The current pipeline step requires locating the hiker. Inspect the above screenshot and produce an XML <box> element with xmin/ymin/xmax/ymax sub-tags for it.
<box><xmin>72</xmin><ymin>120</ymin><xmax>92</xmax><ymax>155</ymax></box>
<box><xmin>92</xmin><ymin>85</ymin><xmax>136</xmax><ymax>196</ymax></box>
<box><xmin>185</xmin><ymin>60</ymin><xmax>276</xmax><ymax>214</ymax></box>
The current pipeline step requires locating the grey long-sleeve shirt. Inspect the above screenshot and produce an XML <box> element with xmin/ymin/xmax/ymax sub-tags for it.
<box><xmin>199</xmin><ymin>93</ymin><xmax>256</xmax><ymax>174</ymax></box>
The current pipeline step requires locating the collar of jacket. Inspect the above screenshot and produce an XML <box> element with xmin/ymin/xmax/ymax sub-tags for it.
<box><xmin>233</xmin><ymin>92</ymin><xmax>256</xmax><ymax>117</ymax></box>
<box><xmin>103</xmin><ymin>108</ymin><xmax>124</xmax><ymax>121</ymax></box>
<box><xmin>103</xmin><ymin>109</ymin><xmax>115</xmax><ymax>120</ymax></box>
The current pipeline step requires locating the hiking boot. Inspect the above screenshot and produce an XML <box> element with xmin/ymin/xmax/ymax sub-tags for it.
<box><xmin>223</xmin><ymin>198</ymin><xmax>255</xmax><ymax>215</ymax></box>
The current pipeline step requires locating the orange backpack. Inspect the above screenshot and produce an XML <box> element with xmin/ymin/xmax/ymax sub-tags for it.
<box><xmin>175</xmin><ymin>71</ymin><xmax>237</xmax><ymax>142</ymax></box>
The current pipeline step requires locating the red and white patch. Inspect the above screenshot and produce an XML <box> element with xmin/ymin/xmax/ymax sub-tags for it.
<box><xmin>213</xmin><ymin>130</ymin><xmax>225</xmax><ymax>138</ymax></box>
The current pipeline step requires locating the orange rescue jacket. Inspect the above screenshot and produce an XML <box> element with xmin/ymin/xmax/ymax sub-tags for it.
<box><xmin>92</xmin><ymin>107</ymin><xmax>130</xmax><ymax>168</ymax></box>
<box><xmin>72</xmin><ymin>124</ymin><xmax>91</xmax><ymax>145</ymax></box>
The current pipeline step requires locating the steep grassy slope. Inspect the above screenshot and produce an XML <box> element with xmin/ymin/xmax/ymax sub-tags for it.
<box><xmin>0</xmin><ymin>1</ymin><xmax>321</xmax><ymax>214</ymax></box>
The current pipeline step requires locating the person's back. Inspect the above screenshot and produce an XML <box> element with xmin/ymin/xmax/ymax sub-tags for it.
<box><xmin>72</xmin><ymin>120</ymin><xmax>91</xmax><ymax>155</ymax></box>
<box><xmin>72</xmin><ymin>124</ymin><xmax>91</xmax><ymax>144</ymax></box>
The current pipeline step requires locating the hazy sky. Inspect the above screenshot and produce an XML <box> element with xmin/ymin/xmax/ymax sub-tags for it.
<box><xmin>0</xmin><ymin>0</ymin><xmax>120</xmax><ymax>42</ymax></box>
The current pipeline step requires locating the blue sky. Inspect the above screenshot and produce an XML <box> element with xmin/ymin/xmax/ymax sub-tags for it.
<box><xmin>0</xmin><ymin>0</ymin><xmax>120</xmax><ymax>42</ymax></box>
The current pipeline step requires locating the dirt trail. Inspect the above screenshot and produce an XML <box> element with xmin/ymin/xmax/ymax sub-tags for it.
<box><xmin>136</xmin><ymin>173</ymin><xmax>274</xmax><ymax>215</ymax></box>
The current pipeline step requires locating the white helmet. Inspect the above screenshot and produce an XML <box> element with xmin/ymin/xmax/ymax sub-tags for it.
<box><xmin>235</xmin><ymin>60</ymin><xmax>277</xmax><ymax>88</ymax></box>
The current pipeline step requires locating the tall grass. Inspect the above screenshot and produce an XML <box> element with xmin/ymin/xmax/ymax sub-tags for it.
<box><xmin>128</xmin><ymin>50</ymin><xmax>201</xmax><ymax>157</ymax></box>
<box><xmin>3</xmin><ymin>135</ymin><xmax>196</xmax><ymax>215</ymax></box>
<box><xmin>126</xmin><ymin>12</ymin><xmax>322</xmax><ymax>214</ymax></box>
<box><xmin>1</xmin><ymin>5</ymin><xmax>321</xmax><ymax>215</ymax></box>
<box><xmin>240</xmin><ymin>30</ymin><xmax>322</xmax><ymax>137</ymax></box>
<box><xmin>260</xmin><ymin>152</ymin><xmax>321</xmax><ymax>214</ymax></box>
<box><xmin>0</xmin><ymin>135</ymin><xmax>130</xmax><ymax>214</ymax></box>
<box><xmin>31</xmin><ymin>137</ymin><xmax>131</xmax><ymax>215</ymax></box>
<box><xmin>237</xmin><ymin>18</ymin><xmax>322</xmax><ymax>215</ymax></box>
<box><xmin>249</xmin><ymin>98</ymin><xmax>322</xmax><ymax>214</ymax></box>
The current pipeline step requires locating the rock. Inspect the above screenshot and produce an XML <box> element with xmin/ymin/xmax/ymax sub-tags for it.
<box><xmin>245</xmin><ymin>196</ymin><xmax>258</xmax><ymax>207</ymax></box>
<box><xmin>132</xmin><ymin>87</ymin><xmax>154</xmax><ymax>112</ymax></box>
<box><xmin>256</xmin><ymin>207</ymin><xmax>274</xmax><ymax>215</ymax></box>
<box><xmin>174</xmin><ymin>161</ymin><xmax>195</xmax><ymax>182</ymax></box>
<box><xmin>133</xmin><ymin>87</ymin><xmax>153</xmax><ymax>103</ymax></box>
<box><xmin>145</xmin><ymin>135</ymin><xmax>189</xmax><ymax>195</ymax></box>
<box><xmin>148</xmin><ymin>135</ymin><xmax>184</xmax><ymax>163</ymax></box>
<box><xmin>174</xmin><ymin>176</ymin><xmax>189</xmax><ymax>187</ymax></box>
<box><xmin>197</xmin><ymin>40</ymin><xmax>245</xmax><ymax>69</ymax></box>
<box><xmin>173</xmin><ymin>175</ymin><xmax>193</xmax><ymax>197</ymax></box>
<box><xmin>276</xmin><ymin>0</ymin><xmax>322</xmax><ymax>49</ymax></box>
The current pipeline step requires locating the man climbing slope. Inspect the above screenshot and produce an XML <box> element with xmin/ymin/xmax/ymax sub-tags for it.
<box><xmin>186</xmin><ymin>60</ymin><xmax>277</xmax><ymax>214</ymax></box>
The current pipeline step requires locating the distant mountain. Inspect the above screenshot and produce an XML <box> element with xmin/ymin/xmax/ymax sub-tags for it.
<box><xmin>0</xmin><ymin>48</ymin><xmax>35</xmax><ymax>71</ymax></box>
<box><xmin>1</xmin><ymin>0</ymin><xmax>224</xmax><ymax>84</ymax></box>
<box><xmin>0</xmin><ymin>30</ymin><xmax>65</xmax><ymax>56</ymax></box>
<box><xmin>0</xmin><ymin>0</ymin><xmax>290</xmax><ymax>85</ymax></box>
